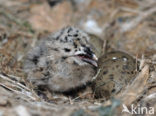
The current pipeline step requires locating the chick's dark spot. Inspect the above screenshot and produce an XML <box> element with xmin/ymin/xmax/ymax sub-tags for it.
<box><xmin>84</xmin><ymin>47</ymin><xmax>93</xmax><ymax>57</ymax></box>
<box><xmin>56</xmin><ymin>35</ymin><xmax>60</xmax><ymax>40</ymax></box>
<box><xmin>32</xmin><ymin>56</ymin><xmax>39</xmax><ymax>65</ymax></box>
<box><xmin>65</xmin><ymin>36</ymin><xmax>68</xmax><ymax>41</ymax></box>
<box><xmin>67</xmin><ymin>27</ymin><xmax>72</xmax><ymax>33</ymax></box>
<box><xmin>64</xmin><ymin>48</ymin><xmax>71</xmax><ymax>52</ymax></box>
<box><xmin>39</xmin><ymin>67</ymin><xmax>43</xmax><ymax>71</ymax></box>
<box><xmin>60</xmin><ymin>39</ymin><xmax>64</xmax><ymax>43</ymax></box>
<box><xmin>61</xmin><ymin>56</ymin><xmax>67</xmax><ymax>60</ymax></box>
<box><xmin>73</xmin><ymin>34</ymin><xmax>78</xmax><ymax>37</ymax></box>
<box><xmin>77</xmin><ymin>38</ymin><xmax>80</xmax><ymax>40</ymax></box>
<box><xmin>73</xmin><ymin>42</ymin><xmax>77</xmax><ymax>48</ymax></box>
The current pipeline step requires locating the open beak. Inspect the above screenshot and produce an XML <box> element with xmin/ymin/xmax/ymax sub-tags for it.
<box><xmin>82</xmin><ymin>53</ymin><xmax>98</xmax><ymax>67</ymax></box>
<box><xmin>76</xmin><ymin>51</ymin><xmax>98</xmax><ymax>67</ymax></box>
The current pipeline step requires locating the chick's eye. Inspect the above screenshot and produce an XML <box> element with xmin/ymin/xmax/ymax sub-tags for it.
<box><xmin>64</xmin><ymin>48</ymin><xmax>71</xmax><ymax>52</ymax></box>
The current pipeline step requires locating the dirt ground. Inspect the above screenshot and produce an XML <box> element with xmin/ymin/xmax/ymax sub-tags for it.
<box><xmin>0</xmin><ymin>0</ymin><xmax>156</xmax><ymax>116</ymax></box>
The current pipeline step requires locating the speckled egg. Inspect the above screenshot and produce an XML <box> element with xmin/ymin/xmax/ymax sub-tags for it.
<box><xmin>92</xmin><ymin>51</ymin><xmax>137</xmax><ymax>99</ymax></box>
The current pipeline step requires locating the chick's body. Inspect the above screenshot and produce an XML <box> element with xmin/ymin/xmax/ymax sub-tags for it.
<box><xmin>24</xmin><ymin>27</ymin><xmax>97</xmax><ymax>92</ymax></box>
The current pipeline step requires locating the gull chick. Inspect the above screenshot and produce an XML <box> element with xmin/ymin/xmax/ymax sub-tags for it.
<box><xmin>24</xmin><ymin>26</ymin><xmax>97</xmax><ymax>92</ymax></box>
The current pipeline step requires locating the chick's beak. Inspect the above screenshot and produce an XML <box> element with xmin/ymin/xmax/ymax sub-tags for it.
<box><xmin>75</xmin><ymin>47</ymin><xmax>98</xmax><ymax>67</ymax></box>
<box><xmin>83</xmin><ymin>47</ymin><xmax>98</xmax><ymax>67</ymax></box>
<box><xmin>92</xmin><ymin>54</ymin><xmax>98</xmax><ymax>61</ymax></box>
<box><xmin>80</xmin><ymin>52</ymin><xmax>98</xmax><ymax>67</ymax></box>
<box><xmin>89</xmin><ymin>53</ymin><xmax>98</xmax><ymax>67</ymax></box>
